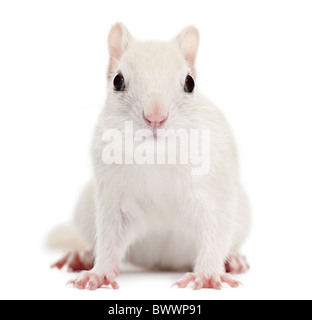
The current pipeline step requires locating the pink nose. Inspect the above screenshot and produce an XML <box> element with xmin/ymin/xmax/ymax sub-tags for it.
<box><xmin>143</xmin><ymin>111</ymin><xmax>168</xmax><ymax>128</ymax></box>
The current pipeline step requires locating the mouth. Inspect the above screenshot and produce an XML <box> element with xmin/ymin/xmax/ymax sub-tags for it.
<box><xmin>142</xmin><ymin>127</ymin><xmax>158</xmax><ymax>140</ymax></box>
<box><xmin>152</xmin><ymin>130</ymin><xmax>158</xmax><ymax>140</ymax></box>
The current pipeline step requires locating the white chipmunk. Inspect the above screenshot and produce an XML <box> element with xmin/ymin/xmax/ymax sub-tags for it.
<box><xmin>51</xmin><ymin>23</ymin><xmax>251</xmax><ymax>290</ymax></box>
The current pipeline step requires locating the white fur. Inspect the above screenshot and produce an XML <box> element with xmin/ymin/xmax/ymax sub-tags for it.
<box><xmin>58</xmin><ymin>23</ymin><xmax>251</xmax><ymax>283</ymax></box>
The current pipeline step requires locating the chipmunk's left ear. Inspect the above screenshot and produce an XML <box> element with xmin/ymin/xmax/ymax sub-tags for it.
<box><xmin>175</xmin><ymin>25</ymin><xmax>200</xmax><ymax>71</ymax></box>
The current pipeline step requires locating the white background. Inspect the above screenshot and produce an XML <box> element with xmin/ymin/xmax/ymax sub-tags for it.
<box><xmin>0</xmin><ymin>0</ymin><xmax>312</xmax><ymax>300</ymax></box>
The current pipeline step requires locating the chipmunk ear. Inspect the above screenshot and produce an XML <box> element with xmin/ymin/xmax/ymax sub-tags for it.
<box><xmin>107</xmin><ymin>23</ymin><xmax>134</xmax><ymax>78</ymax></box>
<box><xmin>175</xmin><ymin>25</ymin><xmax>200</xmax><ymax>71</ymax></box>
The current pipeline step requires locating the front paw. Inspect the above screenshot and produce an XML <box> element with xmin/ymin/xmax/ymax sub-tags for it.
<box><xmin>173</xmin><ymin>272</ymin><xmax>240</xmax><ymax>290</ymax></box>
<box><xmin>68</xmin><ymin>269</ymin><xmax>120</xmax><ymax>290</ymax></box>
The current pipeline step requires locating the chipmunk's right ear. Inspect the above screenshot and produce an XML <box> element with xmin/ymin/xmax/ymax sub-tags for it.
<box><xmin>107</xmin><ymin>23</ymin><xmax>134</xmax><ymax>78</ymax></box>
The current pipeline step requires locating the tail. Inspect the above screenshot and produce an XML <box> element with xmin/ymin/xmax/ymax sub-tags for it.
<box><xmin>45</xmin><ymin>222</ymin><xmax>88</xmax><ymax>252</ymax></box>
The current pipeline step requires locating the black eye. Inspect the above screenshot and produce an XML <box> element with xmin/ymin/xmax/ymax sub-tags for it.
<box><xmin>184</xmin><ymin>75</ymin><xmax>195</xmax><ymax>93</ymax></box>
<box><xmin>113</xmin><ymin>73</ymin><xmax>125</xmax><ymax>91</ymax></box>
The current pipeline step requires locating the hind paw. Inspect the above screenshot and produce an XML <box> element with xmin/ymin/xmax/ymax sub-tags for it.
<box><xmin>225</xmin><ymin>254</ymin><xmax>250</xmax><ymax>274</ymax></box>
<box><xmin>51</xmin><ymin>250</ymin><xmax>94</xmax><ymax>272</ymax></box>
